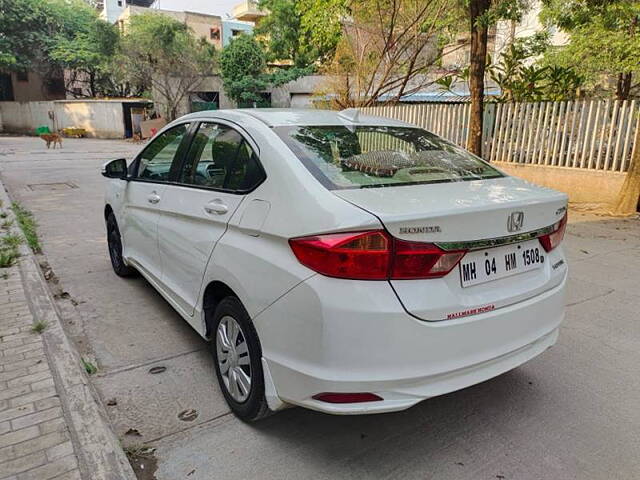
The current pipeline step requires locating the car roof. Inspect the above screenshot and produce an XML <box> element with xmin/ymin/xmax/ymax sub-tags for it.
<box><xmin>179</xmin><ymin>108</ymin><xmax>413</xmax><ymax>128</ymax></box>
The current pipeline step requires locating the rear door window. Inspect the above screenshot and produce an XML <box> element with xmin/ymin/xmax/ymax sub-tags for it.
<box><xmin>180</xmin><ymin>122</ymin><xmax>265</xmax><ymax>192</ymax></box>
<box><xmin>274</xmin><ymin>125</ymin><xmax>503</xmax><ymax>190</ymax></box>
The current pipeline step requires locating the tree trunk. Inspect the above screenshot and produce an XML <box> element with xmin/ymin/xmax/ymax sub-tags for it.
<box><xmin>467</xmin><ymin>0</ymin><xmax>491</xmax><ymax>157</ymax></box>
<box><xmin>89</xmin><ymin>71</ymin><xmax>96</xmax><ymax>98</ymax></box>
<box><xmin>616</xmin><ymin>72</ymin><xmax>632</xmax><ymax>101</ymax></box>
<box><xmin>612</xmin><ymin>121</ymin><xmax>640</xmax><ymax>215</ymax></box>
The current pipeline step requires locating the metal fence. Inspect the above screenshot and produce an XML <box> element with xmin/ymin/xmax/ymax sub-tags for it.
<box><xmin>364</xmin><ymin>99</ymin><xmax>640</xmax><ymax>172</ymax></box>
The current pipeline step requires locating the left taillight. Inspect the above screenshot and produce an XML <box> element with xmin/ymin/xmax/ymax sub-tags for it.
<box><xmin>539</xmin><ymin>212</ymin><xmax>567</xmax><ymax>252</ymax></box>
<box><xmin>289</xmin><ymin>230</ymin><xmax>466</xmax><ymax>280</ymax></box>
<box><xmin>288</xmin><ymin>231</ymin><xmax>391</xmax><ymax>280</ymax></box>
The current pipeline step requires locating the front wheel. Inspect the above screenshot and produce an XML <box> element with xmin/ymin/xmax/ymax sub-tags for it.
<box><xmin>210</xmin><ymin>297</ymin><xmax>271</xmax><ymax>422</ymax></box>
<box><xmin>106</xmin><ymin>212</ymin><xmax>137</xmax><ymax>277</ymax></box>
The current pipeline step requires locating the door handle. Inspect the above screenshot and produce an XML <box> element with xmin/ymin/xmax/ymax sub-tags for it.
<box><xmin>204</xmin><ymin>200</ymin><xmax>228</xmax><ymax>215</ymax></box>
<box><xmin>147</xmin><ymin>193</ymin><xmax>161</xmax><ymax>204</ymax></box>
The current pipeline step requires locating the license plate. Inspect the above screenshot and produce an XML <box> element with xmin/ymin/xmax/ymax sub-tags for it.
<box><xmin>459</xmin><ymin>239</ymin><xmax>545</xmax><ymax>288</ymax></box>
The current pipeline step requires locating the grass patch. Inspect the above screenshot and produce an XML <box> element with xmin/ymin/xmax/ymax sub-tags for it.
<box><xmin>0</xmin><ymin>212</ymin><xmax>7</xmax><ymax>219</ymax></box>
<box><xmin>81</xmin><ymin>358</ymin><xmax>98</xmax><ymax>375</ymax></box>
<box><xmin>0</xmin><ymin>248</ymin><xmax>19</xmax><ymax>268</ymax></box>
<box><xmin>2</xmin><ymin>234</ymin><xmax>22</xmax><ymax>249</ymax></box>
<box><xmin>1</xmin><ymin>219</ymin><xmax>13</xmax><ymax>230</ymax></box>
<box><xmin>11</xmin><ymin>202</ymin><xmax>41</xmax><ymax>253</ymax></box>
<box><xmin>1</xmin><ymin>271</ymin><xmax>8</xmax><ymax>280</ymax></box>
<box><xmin>31</xmin><ymin>320</ymin><xmax>48</xmax><ymax>334</ymax></box>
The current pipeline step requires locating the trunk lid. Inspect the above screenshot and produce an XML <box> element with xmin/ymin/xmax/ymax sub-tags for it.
<box><xmin>333</xmin><ymin>176</ymin><xmax>568</xmax><ymax>321</ymax></box>
<box><xmin>333</xmin><ymin>177</ymin><xmax>567</xmax><ymax>243</ymax></box>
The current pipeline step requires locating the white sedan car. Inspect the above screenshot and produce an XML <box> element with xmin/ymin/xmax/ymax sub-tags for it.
<box><xmin>102</xmin><ymin>108</ymin><xmax>568</xmax><ymax>421</ymax></box>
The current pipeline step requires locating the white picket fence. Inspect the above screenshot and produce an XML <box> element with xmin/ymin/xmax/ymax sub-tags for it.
<box><xmin>364</xmin><ymin>99</ymin><xmax>640</xmax><ymax>172</ymax></box>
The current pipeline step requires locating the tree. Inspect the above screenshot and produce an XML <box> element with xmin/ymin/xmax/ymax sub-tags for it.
<box><xmin>541</xmin><ymin>0</ymin><xmax>640</xmax><ymax>100</ymax></box>
<box><xmin>297</xmin><ymin>0</ymin><xmax>347</xmax><ymax>64</ymax></box>
<box><xmin>467</xmin><ymin>0</ymin><xmax>491</xmax><ymax>155</ymax></box>
<box><xmin>50</xmin><ymin>20</ymin><xmax>119</xmax><ymax>97</ymax></box>
<box><xmin>219</xmin><ymin>34</ymin><xmax>309</xmax><ymax>107</ymax></box>
<box><xmin>318</xmin><ymin>0</ymin><xmax>465</xmax><ymax>109</ymax></box>
<box><xmin>0</xmin><ymin>0</ymin><xmax>120</xmax><ymax>96</ymax></box>
<box><xmin>119</xmin><ymin>13</ymin><xmax>217</xmax><ymax>120</ymax></box>
<box><xmin>612</xmin><ymin>122</ymin><xmax>640</xmax><ymax>215</ymax></box>
<box><xmin>466</xmin><ymin>0</ymin><xmax>527</xmax><ymax>156</ymax></box>
<box><xmin>255</xmin><ymin>0</ymin><xmax>324</xmax><ymax>67</ymax></box>
<box><xmin>486</xmin><ymin>36</ymin><xmax>583</xmax><ymax>101</ymax></box>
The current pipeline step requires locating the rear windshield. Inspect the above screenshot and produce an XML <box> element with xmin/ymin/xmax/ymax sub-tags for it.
<box><xmin>275</xmin><ymin>125</ymin><xmax>503</xmax><ymax>190</ymax></box>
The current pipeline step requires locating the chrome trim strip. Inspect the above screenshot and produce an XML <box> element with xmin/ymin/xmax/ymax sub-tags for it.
<box><xmin>435</xmin><ymin>225</ymin><xmax>555</xmax><ymax>251</ymax></box>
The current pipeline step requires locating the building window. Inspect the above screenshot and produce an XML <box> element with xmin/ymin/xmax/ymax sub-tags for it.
<box><xmin>0</xmin><ymin>73</ymin><xmax>15</xmax><ymax>101</ymax></box>
<box><xmin>189</xmin><ymin>92</ymin><xmax>220</xmax><ymax>112</ymax></box>
<box><xmin>231</xmin><ymin>29</ymin><xmax>243</xmax><ymax>37</ymax></box>
<box><xmin>117</xmin><ymin>0</ymin><xmax>123</xmax><ymax>6</ymax></box>
<box><xmin>238</xmin><ymin>92</ymin><xmax>271</xmax><ymax>109</ymax></box>
<box><xmin>210</xmin><ymin>28</ymin><xmax>220</xmax><ymax>40</ymax></box>
<box><xmin>16</xmin><ymin>71</ymin><xmax>29</xmax><ymax>82</ymax></box>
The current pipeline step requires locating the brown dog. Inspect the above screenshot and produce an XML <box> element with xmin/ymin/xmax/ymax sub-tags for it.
<box><xmin>40</xmin><ymin>133</ymin><xmax>63</xmax><ymax>149</ymax></box>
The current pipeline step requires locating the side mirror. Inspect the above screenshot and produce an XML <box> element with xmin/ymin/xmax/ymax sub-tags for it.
<box><xmin>102</xmin><ymin>158</ymin><xmax>128</xmax><ymax>180</ymax></box>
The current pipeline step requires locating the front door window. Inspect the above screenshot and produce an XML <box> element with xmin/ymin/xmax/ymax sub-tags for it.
<box><xmin>137</xmin><ymin>124</ymin><xmax>189</xmax><ymax>182</ymax></box>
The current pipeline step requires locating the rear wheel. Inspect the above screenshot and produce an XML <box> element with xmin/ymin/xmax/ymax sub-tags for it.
<box><xmin>210</xmin><ymin>296</ymin><xmax>270</xmax><ymax>422</ymax></box>
<box><xmin>106</xmin><ymin>212</ymin><xmax>137</xmax><ymax>277</ymax></box>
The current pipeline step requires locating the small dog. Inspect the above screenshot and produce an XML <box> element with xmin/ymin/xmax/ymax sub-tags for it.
<box><xmin>40</xmin><ymin>133</ymin><xmax>62</xmax><ymax>149</ymax></box>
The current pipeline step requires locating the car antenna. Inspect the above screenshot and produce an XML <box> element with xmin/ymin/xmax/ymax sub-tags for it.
<box><xmin>338</xmin><ymin>108</ymin><xmax>361</xmax><ymax>123</ymax></box>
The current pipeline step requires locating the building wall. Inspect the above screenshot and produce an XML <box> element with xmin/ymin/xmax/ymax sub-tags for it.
<box><xmin>183</xmin><ymin>11</ymin><xmax>223</xmax><ymax>49</ymax></box>
<box><xmin>0</xmin><ymin>101</ymin><xmax>54</xmax><ymax>133</ymax></box>
<box><xmin>158</xmin><ymin>74</ymin><xmax>325</xmax><ymax>119</ymax></box>
<box><xmin>56</xmin><ymin>101</ymin><xmax>126</xmax><ymax>138</ymax></box>
<box><xmin>270</xmin><ymin>75</ymin><xmax>326</xmax><ymax>108</ymax></box>
<box><xmin>493</xmin><ymin>0</ymin><xmax>569</xmax><ymax>62</ymax></box>
<box><xmin>232</xmin><ymin>0</ymin><xmax>267</xmax><ymax>24</ymax></box>
<box><xmin>5</xmin><ymin>71</ymin><xmax>65</xmax><ymax>102</ymax></box>
<box><xmin>0</xmin><ymin>100</ymin><xmax>132</xmax><ymax>138</ymax></box>
<box><xmin>221</xmin><ymin>20</ymin><xmax>253</xmax><ymax>46</ymax></box>
<box><xmin>116</xmin><ymin>6</ymin><xmax>223</xmax><ymax>49</ymax></box>
<box><xmin>101</xmin><ymin>0</ymin><xmax>126</xmax><ymax>23</ymax></box>
<box><xmin>495</xmin><ymin>162</ymin><xmax>626</xmax><ymax>208</ymax></box>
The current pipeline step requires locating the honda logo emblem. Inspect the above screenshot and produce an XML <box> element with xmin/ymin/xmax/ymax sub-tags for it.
<box><xmin>507</xmin><ymin>211</ymin><xmax>525</xmax><ymax>232</ymax></box>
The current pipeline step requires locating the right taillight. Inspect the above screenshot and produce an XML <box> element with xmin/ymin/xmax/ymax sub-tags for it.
<box><xmin>539</xmin><ymin>212</ymin><xmax>568</xmax><ymax>252</ymax></box>
<box><xmin>391</xmin><ymin>239</ymin><xmax>466</xmax><ymax>279</ymax></box>
<box><xmin>289</xmin><ymin>230</ymin><xmax>466</xmax><ymax>280</ymax></box>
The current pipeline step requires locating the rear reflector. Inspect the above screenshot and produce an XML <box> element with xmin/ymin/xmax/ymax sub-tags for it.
<box><xmin>289</xmin><ymin>230</ymin><xmax>466</xmax><ymax>280</ymax></box>
<box><xmin>539</xmin><ymin>212</ymin><xmax>567</xmax><ymax>252</ymax></box>
<box><xmin>312</xmin><ymin>392</ymin><xmax>383</xmax><ymax>404</ymax></box>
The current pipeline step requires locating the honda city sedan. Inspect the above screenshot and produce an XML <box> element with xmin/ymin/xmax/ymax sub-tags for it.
<box><xmin>102</xmin><ymin>108</ymin><xmax>568</xmax><ymax>421</ymax></box>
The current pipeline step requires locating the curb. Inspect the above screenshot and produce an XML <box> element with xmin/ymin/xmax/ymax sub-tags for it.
<box><xmin>0</xmin><ymin>180</ymin><xmax>136</xmax><ymax>480</ymax></box>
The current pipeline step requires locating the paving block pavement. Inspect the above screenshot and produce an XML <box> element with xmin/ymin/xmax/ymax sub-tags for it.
<box><xmin>0</xmin><ymin>269</ymin><xmax>81</xmax><ymax>480</ymax></box>
<box><xmin>0</xmin><ymin>181</ymin><xmax>135</xmax><ymax>480</ymax></box>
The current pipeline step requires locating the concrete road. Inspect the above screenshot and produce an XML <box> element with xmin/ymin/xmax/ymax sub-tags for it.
<box><xmin>1</xmin><ymin>135</ymin><xmax>639</xmax><ymax>480</ymax></box>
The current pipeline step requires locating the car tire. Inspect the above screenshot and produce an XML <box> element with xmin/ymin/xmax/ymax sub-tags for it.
<box><xmin>210</xmin><ymin>296</ymin><xmax>271</xmax><ymax>422</ymax></box>
<box><xmin>106</xmin><ymin>212</ymin><xmax>137</xmax><ymax>277</ymax></box>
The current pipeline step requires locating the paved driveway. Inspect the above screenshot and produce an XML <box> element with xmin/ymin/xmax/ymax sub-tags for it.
<box><xmin>1</xmin><ymin>135</ymin><xmax>639</xmax><ymax>480</ymax></box>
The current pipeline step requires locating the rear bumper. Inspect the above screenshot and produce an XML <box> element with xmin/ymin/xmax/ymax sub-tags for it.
<box><xmin>254</xmin><ymin>273</ymin><xmax>567</xmax><ymax>415</ymax></box>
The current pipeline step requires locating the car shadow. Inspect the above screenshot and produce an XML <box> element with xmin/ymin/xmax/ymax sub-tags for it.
<box><xmin>243</xmin><ymin>366</ymin><xmax>546</xmax><ymax>475</ymax></box>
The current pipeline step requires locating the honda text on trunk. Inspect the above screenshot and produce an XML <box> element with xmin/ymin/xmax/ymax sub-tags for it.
<box><xmin>102</xmin><ymin>109</ymin><xmax>568</xmax><ymax>421</ymax></box>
